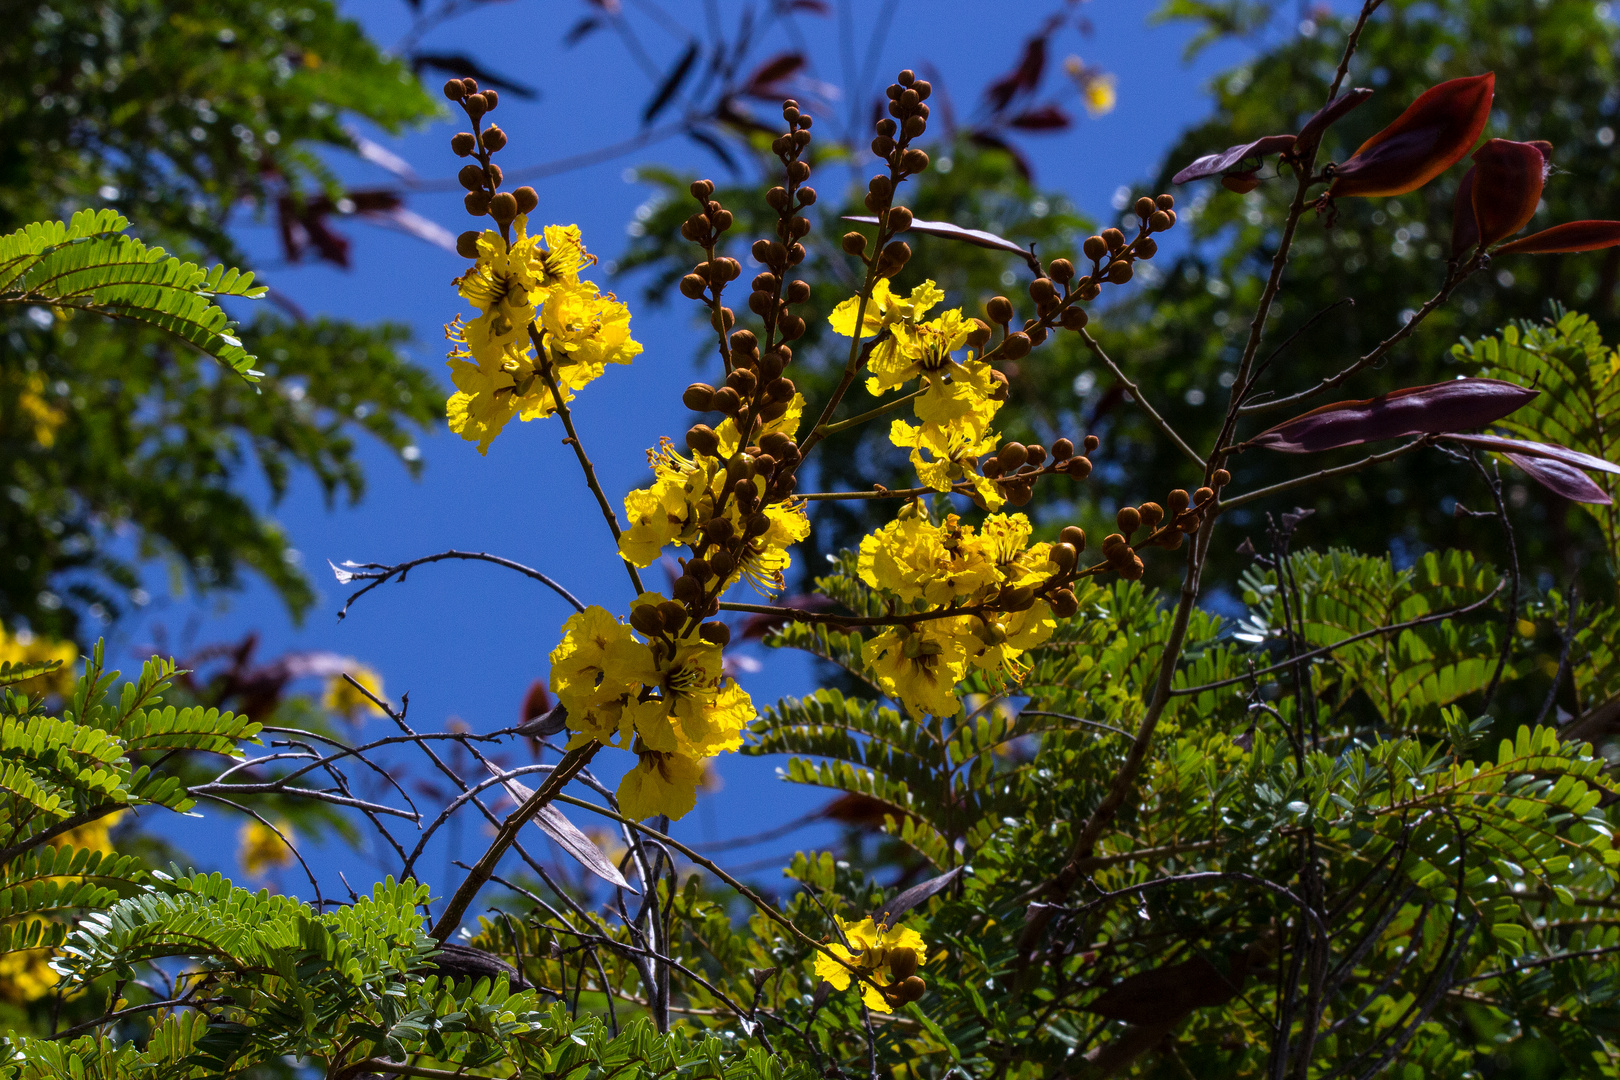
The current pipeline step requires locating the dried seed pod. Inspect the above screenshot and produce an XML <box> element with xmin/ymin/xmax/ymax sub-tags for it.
<box><xmin>1051</xmin><ymin>438</ymin><xmax>1074</xmax><ymax>461</ymax></box>
<box><xmin>683</xmin><ymin>383</ymin><xmax>716</xmax><ymax>411</ymax></box>
<box><xmin>1058</xmin><ymin>525</ymin><xmax>1087</xmax><ymax>551</ymax></box>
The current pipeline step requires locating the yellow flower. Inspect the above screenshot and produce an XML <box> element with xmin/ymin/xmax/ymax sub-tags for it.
<box><xmin>550</xmin><ymin>606</ymin><xmax>647</xmax><ymax>744</ymax></box>
<box><xmin>540</xmin><ymin>280</ymin><xmax>641</xmax><ymax>377</ymax></box>
<box><xmin>828</xmin><ymin>279</ymin><xmax>945</xmax><ymax>368</ymax></box>
<box><xmin>617</xmin><ymin>441</ymin><xmax>720</xmax><ymax>568</ymax></box>
<box><xmin>0</xmin><ymin>949</ymin><xmax>60</xmax><ymax>1004</ymax></box>
<box><xmin>9</xmin><ymin>372</ymin><xmax>66</xmax><ymax>448</ymax></box>
<box><xmin>239</xmin><ymin>819</ymin><xmax>294</xmax><ymax>876</ymax></box>
<box><xmin>617</xmin><ymin>748</ymin><xmax>705</xmax><ymax>821</ymax></box>
<box><xmin>1084</xmin><ymin>73</ymin><xmax>1117</xmax><ymax>117</ymax></box>
<box><xmin>868</xmin><ymin>308</ymin><xmax>981</xmax><ymax>396</ymax></box>
<box><xmin>864</xmin><ymin>619</ymin><xmax>971</xmax><ymax>719</ymax></box>
<box><xmin>0</xmin><ymin>623</ymin><xmax>76</xmax><ymax>697</ymax></box>
<box><xmin>813</xmin><ymin>915</ymin><xmax>928</xmax><ymax>1013</ymax></box>
<box><xmin>889</xmin><ymin>416</ymin><xmax>1004</xmax><ymax>511</ymax></box>
<box><xmin>323</xmin><ymin>664</ymin><xmax>388</xmax><ymax>719</ymax></box>
<box><xmin>964</xmin><ymin>600</ymin><xmax>1057</xmax><ymax>685</ymax></box>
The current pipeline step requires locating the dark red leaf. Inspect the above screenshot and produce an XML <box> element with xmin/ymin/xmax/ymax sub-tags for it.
<box><xmin>1438</xmin><ymin>433</ymin><xmax>1620</xmax><ymax>476</ymax></box>
<box><xmin>1450</xmin><ymin>166</ymin><xmax>1481</xmax><ymax>255</ymax></box>
<box><xmin>1503</xmin><ymin>452</ymin><xmax>1613</xmax><ymax>504</ymax></box>
<box><xmin>563</xmin><ymin>16</ymin><xmax>603</xmax><ymax>46</ymax></box>
<box><xmin>1493</xmin><ymin>220</ymin><xmax>1620</xmax><ymax>255</ymax></box>
<box><xmin>1172</xmin><ymin>135</ymin><xmax>1297</xmax><ymax>184</ymax></box>
<box><xmin>985</xmin><ymin>35</ymin><xmax>1046</xmax><ymax>112</ymax></box>
<box><xmin>1294</xmin><ymin>87</ymin><xmax>1374</xmax><ymax>152</ymax></box>
<box><xmin>1007</xmin><ymin>104</ymin><xmax>1071</xmax><ymax>131</ymax></box>
<box><xmin>1471</xmin><ymin>139</ymin><xmax>1551</xmax><ymax>247</ymax></box>
<box><xmin>410</xmin><ymin>52</ymin><xmax>540</xmax><ymax>99</ymax></box>
<box><xmin>744</xmin><ymin>52</ymin><xmax>805</xmax><ymax>92</ymax></box>
<box><xmin>1329</xmin><ymin>73</ymin><xmax>1494</xmax><ymax>198</ymax></box>
<box><xmin>521</xmin><ymin>679</ymin><xmax>553</xmax><ymax>723</ymax></box>
<box><xmin>1247</xmin><ymin>378</ymin><xmax>1538</xmax><ymax>454</ymax></box>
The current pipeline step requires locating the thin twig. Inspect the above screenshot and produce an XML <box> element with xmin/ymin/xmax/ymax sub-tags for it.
<box><xmin>1218</xmin><ymin>438</ymin><xmax>1430</xmax><ymax>512</ymax></box>
<box><xmin>333</xmin><ymin>549</ymin><xmax>585</xmax><ymax>620</ymax></box>
<box><xmin>1079</xmin><ymin>329</ymin><xmax>1202</xmax><ymax>468</ymax></box>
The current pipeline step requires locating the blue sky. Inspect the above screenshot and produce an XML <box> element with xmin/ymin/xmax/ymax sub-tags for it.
<box><xmin>128</xmin><ymin>0</ymin><xmax>1278</xmax><ymax>902</ymax></box>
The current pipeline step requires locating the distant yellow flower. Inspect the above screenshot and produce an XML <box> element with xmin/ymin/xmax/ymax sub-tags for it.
<box><xmin>617</xmin><ymin>748</ymin><xmax>705</xmax><ymax>821</ymax></box>
<box><xmin>813</xmin><ymin>915</ymin><xmax>928</xmax><ymax>1013</ymax></box>
<box><xmin>0</xmin><ymin>623</ymin><xmax>76</xmax><ymax>697</ymax></box>
<box><xmin>0</xmin><ymin>949</ymin><xmax>61</xmax><ymax>1004</ymax></box>
<box><xmin>1084</xmin><ymin>73</ymin><xmax>1117</xmax><ymax>117</ymax></box>
<box><xmin>323</xmin><ymin>664</ymin><xmax>388</xmax><ymax>719</ymax></box>
<box><xmin>239</xmin><ymin>819</ymin><xmax>294</xmax><ymax>876</ymax></box>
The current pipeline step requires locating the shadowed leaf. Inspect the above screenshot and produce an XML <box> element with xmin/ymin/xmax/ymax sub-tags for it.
<box><xmin>643</xmin><ymin>41</ymin><xmax>700</xmax><ymax>126</ymax></box>
<box><xmin>1329</xmin><ymin>73</ymin><xmax>1494</xmax><ymax>198</ymax></box>
<box><xmin>743</xmin><ymin>52</ymin><xmax>806</xmax><ymax>97</ymax></box>
<box><xmin>1493</xmin><ymin>220</ymin><xmax>1620</xmax><ymax>254</ymax></box>
<box><xmin>1007</xmin><ymin>105</ymin><xmax>1072</xmax><ymax>131</ymax></box>
<box><xmin>1247</xmin><ymin>379</ymin><xmax>1538</xmax><ymax>454</ymax></box>
<box><xmin>1469</xmin><ymin>139</ymin><xmax>1551</xmax><ymax>247</ymax></box>
<box><xmin>876</xmin><ymin>867</ymin><xmax>962</xmax><ymax>923</ymax></box>
<box><xmin>1172</xmin><ymin>135</ymin><xmax>1296</xmax><ymax>184</ymax></box>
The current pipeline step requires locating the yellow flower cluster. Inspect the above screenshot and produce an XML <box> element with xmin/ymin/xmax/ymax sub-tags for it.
<box><xmin>446</xmin><ymin>219</ymin><xmax>641</xmax><ymax>453</ymax></box>
<box><xmin>322</xmin><ymin>663</ymin><xmax>388</xmax><ymax>720</ymax></box>
<box><xmin>0</xmin><ymin>811</ymin><xmax>123</xmax><ymax>1004</ymax></box>
<box><xmin>813</xmin><ymin>915</ymin><xmax>928</xmax><ymax>1013</ymax></box>
<box><xmin>830</xmin><ymin>280</ymin><xmax>1006</xmax><ymax>508</ymax></box>
<box><xmin>857</xmin><ymin>510</ymin><xmax>1058</xmax><ymax>718</ymax></box>
<box><xmin>0</xmin><ymin>623</ymin><xmax>77</xmax><ymax>697</ymax></box>
<box><xmin>618</xmin><ymin>402</ymin><xmax>811</xmax><ymax>596</ymax></box>
<box><xmin>549</xmin><ymin>598</ymin><xmax>755</xmax><ymax>821</ymax></box>
<box><xmin>239</xmin><ymin>818</ymin><xmax>295</xmax><ymax>877</ymax></box>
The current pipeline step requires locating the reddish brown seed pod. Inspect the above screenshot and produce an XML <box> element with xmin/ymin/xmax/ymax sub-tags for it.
<box><xmin>1329</xmin><ymin>73</ymin><xmax>1495</xmax><ymax>199</ymax></box>
<box><xmin>683</xmin><ymin>383</ymin><xmax>715</xmax><ymax>411</ymax></box>
<box><xmin>1117</xmin><ymin>507</ymin><xmax>1142</xmax><ymax>535</ymax></box>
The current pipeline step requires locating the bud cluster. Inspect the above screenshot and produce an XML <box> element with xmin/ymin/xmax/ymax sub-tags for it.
<box><xmin>744</xmin><ymin>99</ymin><xmax>818</xmax><ymax>344</ymax></box>
<box><xmin>677</xmin><ymin>179</ymin><xmax>744</xmax><ymax>338</ymax></box>
<box><xmin>1095</xmin><ymin>469</ymin><xmax>1232</xmax><ymax>581</ymax></box>
<box><xmin>979</xmin><ymin>433</ymin><xmax>1097</xmax><ymax>509</ymax></box>
<box><xmin>445</xmin><ymin>78</ymin><xmax>538</xmax><ymax>250</ymax></box>
<box><xmin>843</xmin><ymin>70</ymin><xmax>935</xmax><ymax>279</ymax></box>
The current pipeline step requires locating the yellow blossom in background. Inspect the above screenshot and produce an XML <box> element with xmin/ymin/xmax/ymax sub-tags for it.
<box><xmin>0</xmin><ymin>949</ymin><xmax>61</xmax><ymax>1004</ymax></box>
<box><xmin>7</xmin><ymin>372</ymin><xmax>66</xmax><ymax>448</ymax></box>
<box><xmin>813</xmin><ymin>915</ymin><xmax>928</xmax><ymax>1013</ymax></box>
<box><xmin>0</xmin><ymin>623</ymin><xmax>77</xmax><ymax>697</ymax></box>
<box><xmin>323</xmin><ymin>664</ymin><xmax>389</xmax><ymax>720</ymax></box>
<box><xmin>239</xmin><ymin>819</ymin><xmax>295</xmax><ymax>877</ymax></box>
<box><xmin>1065</xmin><ymin>56</ymin><xmax>1117</xmax><ymax>117</ymax></box>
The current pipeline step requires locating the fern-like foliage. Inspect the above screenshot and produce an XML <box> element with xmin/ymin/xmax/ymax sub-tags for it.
<box><xmin>0</xmin><ymin>209</ymin><xmax>265</xmax><ymax>381</ymax></box>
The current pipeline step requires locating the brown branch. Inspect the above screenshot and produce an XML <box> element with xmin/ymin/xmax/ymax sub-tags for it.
<box><xmin>1217</xmin><ymin>438</ymin><xmax>1431</xmax><ymax>511</ymax></box>
<box><xmin>1079</xmin><ymin>329</ymin><xmax>1203</xmax><ymax>468</ymax></box>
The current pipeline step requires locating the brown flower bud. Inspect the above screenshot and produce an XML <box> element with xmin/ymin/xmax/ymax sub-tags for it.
<box><xmin>1059</xmin><ymin>525</ymin><xmax>1087</xmax><ymax>551</ymax></box>
<box><xmin>699</xmin><ymin>621</ymin><xmax>731</xmax><ymax>645</ymax></box>
<box><xmin>1158</xmin><ymin>530</ymin><xmax>1186</xmax><ymax>550</ymax></box>
<box><xmin>758</xmin><ymin>352</ymin><xmax>785</xmax><ymax>380</ymax></box>
<box><xmin>481</xmin><ymin>89</ymin><xmax>500</xmax><ymax>111</ymax></box>
<box><xmin>997</xmin><ymin>442</ymin><xmax>1028</xmax><ymax>470</ymax></box>
<box><xmin>1119</xmin><ymin>554</ymin><xmax>1146</xmax><ymax>581</ymax></box>
<box><xmin>1194</xmin><ymin>486</ymin><xmax>1215</xmax><ymax>505</ymax></box>
<box><xmin>785</xmin><ymin>279</ymin><xmax>811</xmax><ymax>304</ymax></box>
<box><xmin>787</xmin><ymin>160</ymin><xmax>811</xmax><ymax>183</ymax></box>
<box><xmin>780</xmin><ymin>315</ymin><xmax>806</xmax><ymax>340</ymax></box>
<box><xmin>1149</xmin><ymin>210</ymin><xmax>1172</xmax><ymax>232</ymax></box>
<box><xmin>842</xmin><ymin>232</ymin><xmax>869</xmax><ymax>256</ymax></box>
<box><xmin>690</xmin><ymin>179</ymin><xmax>715</xmax><ymax>200</ymax></box>
<box><xmin>787</xmin><ymin>242</ymin><xmax>806</xmax><ymax>265</ymax></box>
<box><xmin>725</xmin><ymin>368</ymin><xmax>758</xmax><ymax>397</ymax></box>
<box><xmin>1166</xmin><ymin>489</ymin><xmax>1191</xmax><ymax>515</ymax></box>
<box><xmin>901</xmin><ymin>148</ymin><xmax>929</xmax><ymax>173</ymax></box>
<box><xmin>450</xmin><ymin>131</ymin><xmax>477</xmax><ymax>156</ymax></box>
<box><xmin>1156</xmin><ymin>193</ymin><xmax>1175</xmax><ymax>210</ymax></box>
<box><xmin>888</xmin><ymin>206</ymin><xmax>914</xmax><ymax>232</ymax></box>
<box><xmin>481</xmin><ymin>125</ymin><xmax>507</xmax><ymax>153</ymax></box>
<box><xmin>488</xmin><ymin>191</ymin><xmax>518</xmax><ymax>224</ymax></box>
<box><xmin>1212</xmin><ymin>468</ymin><xmax>1232</xmax><ymax>487</ymax></box>
<box><xmin>1138</xmin><ymin>502</ymin><xmax>1164</xmax><ymax>529</ymax></box>
<box><xmin>710</xmin><ymin>306</ymin><xmax>735</xmax><ymax>331</ymax></box>
<box><xmin>673</xmin><ymin>575</ymin><xmax>704</xmax><ymax>604</ymax></box>
<box><xmin>730</xmin><ymin>329</ymin><xmax>758</xmax><ymax>354</ymax></box>
<box><xmin>1029</xmin><ymin>277</ymin><xmax>1057</xmax><ymax>304</ymax></box>
<box><xmin>903</xmin><ymin>115</ymin><xmax>927</xmax><ymax>139</ymax></box>
<box><xmin>1000</xmin><ymin>331</ymin><xmax>1032</xmax><ymax>360</ymax></box>
<box><xmin>1102</xmin><ymin>228</ymin><xmax>1126</xmax><ymax>251</ymax></box>
<box><xmin>1048</xmin><ymin>258</ymin><xmax>1075</xmax><ymax>283</ymax></box>
<box><xmin>1107</xmin><ymin>261</ymin><xmax>1134</xmax><ymax>284</ymax></box>
<box><xmin>897</xmin><ymin>69</ymin><xmax>916</xmax><ymax>86</ymax></box>
<box><xmin>1059</xmin><ymin>307</ymin><xmax>1089</xmax><ymax>331</ymax></box>
<box><xmin>459</xmin><ymin>78</ymin><xmax>479</xmax><ymax>95</ymax></box>
<box><xmin>888</xmin><ymin>947</ymin><xmax>919</xmax><ymax>982</ymax></box>
<box><xmin>443</xmin><ymin>79</ymin><xmax>467</xmax><ymax>101</ymax></box>
<box><xmin>1051</xmin><ymin>588</ymin><xmax>1080</xmax><ymax>618</ymax></box>
<box><xmin>513</xmin><ymin>186</ymin><xmax>539</xmax><ymax>215</ymax></box>
<box><xmin>965</xmin><ymin>318</ymin><xmax>993</xmax><ymax>349</ymax></box>
<box><xmin>712</xmin><ymin>208</ymin><xmax>734</xmax><ymax>231</ymax></box>
<box><xmin>630</xmin><ymin>604</ymin><xmax>664</xmax><ymax>635</ymax></box>
<box><xmin>455</xmin><ymin>231</ymin><xmax>481</xmax><ymax>259</ymax></box>
<box><xmin>986</xmin><ymin>296</ymin><xmax>1015</xmax><ymax>324</ymax></box>
<box><xmin>1084</xmin><ymin>434</ymin><xmax>1100</xmax><ymax>452</ymax></box>
<box><xmin>1135</xmin><ymin>195</ymin><xmax>1156</xmax><ymax>219</ymax></box>
<box><xmin>712</xmin><ymin>386</ymin><xmax>742</xmax><ymax>414</ymax></box>
<box><xmin>797</xmin><ymin>186</ymin><xmax>817</xmax><ymax>206</ymax></box>
<box><xmin>485</xmin><ymin>162</ymin><xmax>503</xmax><ymax>188</ymax></box>
<box><xmin>464</xmin><ymin>191</ymin><xmax>491</xmax><ymax>216</ymax></box>
<box><xmin>708</xmin><ymin>550</ymin><xmax>736</xmax><ymax>577</ymax></box>
<box><xmin>1051</xmin><ymin>542</ymin><xmax>1078</xmax><ymax>573</ymax></box>
<box><xmin>679</xmin><ymin>274</ymin><xmax>708</xmax><ymax>300</ymax></box>
<box><xmin>1064</xmin><ymin>455</ymin><xmax>1093</xmax><ymax>479</ymax></box>
<box><xmin>876</xmin><ymin>241</ymin><xmax>911</xmax><ymax>275</ymax></box>
<box><xmin>657</xmin><ymin>600</ymin><xmax>687</xmax><ymax>630</ymax></box>
<box><xmin>1026</xmin><ymin>323</ymin><xmax>1049</xmax><ymax>347</ymax></box>
<box><xmin>1077</xmin><ymin>281</ymin><xmax>1102</xmax><ymax>301</ymax></box>
<box><xmin>1051</xmin><ymin>438</ymin><xmax>1074</xmax><ymax>461</ymax></box>
<box><xmin>1117</xmin><ymin>506</ymin><xmax>1142</xmax><ymax>535</ymax></box>
<box><xmin>1101</xmin><ymin>533</ymin><xmax>1128</xmax><ymax>552</ymax></box>
<box><xmin>1083</xmin><ymin>236</ymin><xmax>1108</xmax><ymax>261</ymax></box>
<box><xmin>686</xmin><ymin>424</ymin><xmax>720</xmax><ymax>455</ymax></box>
